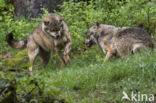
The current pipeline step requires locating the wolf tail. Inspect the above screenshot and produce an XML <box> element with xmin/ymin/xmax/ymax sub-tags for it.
<box><xmin>6</xmin><ymin>32</ymin><xmax>27</xmax><ymax>50</ymax></box>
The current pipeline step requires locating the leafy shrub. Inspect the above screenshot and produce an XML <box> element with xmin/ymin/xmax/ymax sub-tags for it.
<box><xmin>0</xmin><ymin>0</ymin><xmax>14</xmax><ymax>53</ymax></box>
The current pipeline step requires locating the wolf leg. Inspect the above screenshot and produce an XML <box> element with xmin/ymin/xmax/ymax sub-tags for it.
<box><xmin>105</xmin><ymin>48</ymin><xmax>115</xmax><ymax>61</ymax></box>
<box><xmin>64</xmin><ymin>42</ymin><xmax>71</xmax><ymax>64</ymax></box>
<box><xmin>38</xmin><ymin>48</ymin><xmax>51</xmax><ymax>67</ymax></box>
<box><xmin>132</xmin><ymin>43</ymin><xmax>147</xmax><ymax>53</ymax></box>
<box><xmin>27</xmin><ymin>42</ymin><xmax>39</xmax><ymax>72</ymax></box>
<box><xmin>55</xmin><ymin>48</ymin><xmax>66</xmax><ymax>67</ymax></box>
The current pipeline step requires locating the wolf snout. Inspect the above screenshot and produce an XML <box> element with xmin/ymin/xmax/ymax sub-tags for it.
<box><xmin>84</xmin><ymin>40</ymin><xmax>92</xmax><ymax>47</ymax></box>
<box><xmin>55</xmin><ymin>34</ymin><xmax>61</xmax><ymax>39</ymax></box>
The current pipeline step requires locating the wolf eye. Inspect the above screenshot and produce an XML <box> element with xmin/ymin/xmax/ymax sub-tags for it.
<box><xmin>44</xmin><ymin>21</ymin><xmax>49</xmax><ymax>25</ymax></box>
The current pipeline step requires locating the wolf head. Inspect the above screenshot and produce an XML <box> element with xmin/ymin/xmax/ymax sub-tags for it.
<box><xmin>84</xmin><ymin>22</ymin><xmax>100</xmax><ymax>47</ymax></box>
<box><xmin>42</xmin><ymin>13</ymin><xmax>64</xmax><ymax>39</ymax></box>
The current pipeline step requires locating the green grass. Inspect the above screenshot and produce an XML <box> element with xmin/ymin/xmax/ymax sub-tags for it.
<box><xmin>13</xmin><ymin>47</ymin><xmax>155</xmax><ymax>103</ymax></box>
<box><xmin>1</xmin><ymin>46</ymin><xmax>156</xmax><ymax>103</ymax></box>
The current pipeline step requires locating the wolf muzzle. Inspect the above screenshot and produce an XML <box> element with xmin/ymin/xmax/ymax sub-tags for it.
<box><xmin>84</xmin><ymin>40</ymin><xmax>93</xmax><ymax>47</ymax></box>
<box><xmin>55</xmin><ymin>34</ymin><xmax>61</xmax><ymax>39</ymax></box>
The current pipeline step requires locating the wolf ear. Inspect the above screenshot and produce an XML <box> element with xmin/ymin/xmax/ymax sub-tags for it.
<box><xmin>94</xmin><ymin>22</ymin><xmax>100</xmax><ymax>27</ymax></box>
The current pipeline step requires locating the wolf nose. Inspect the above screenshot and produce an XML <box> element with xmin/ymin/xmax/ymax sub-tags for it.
<box><xmin>56</xmin><ymin>34</ymin><xmax>60</xmax><ymax>39</ymax></box>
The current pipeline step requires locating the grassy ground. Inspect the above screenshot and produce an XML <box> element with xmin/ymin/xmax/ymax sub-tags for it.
<box><xmin>13</xmin><ymin>47</ymin><xmax>155</xmax><ymax>103</ymax></box>
<box><xmin>0</xmin><ymin>45</ymin><xmax>156</xmax><ymax>103</ymax></box>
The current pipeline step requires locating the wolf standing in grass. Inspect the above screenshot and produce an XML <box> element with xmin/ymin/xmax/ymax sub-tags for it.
<box><xmin>6</xmin><ymin>13</ymin><xmax>71</xmax><ymax>72</ymax></box>
<box><xmin>84</xmin><ymin>23</ymin><xmax>155</xmax><ymax>60</ymax></box>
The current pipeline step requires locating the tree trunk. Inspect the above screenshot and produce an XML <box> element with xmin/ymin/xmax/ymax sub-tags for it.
<box><xmin>11</xmin><ymin>0</ymin><xmax>63</xmax><ymax>18</ymax></box>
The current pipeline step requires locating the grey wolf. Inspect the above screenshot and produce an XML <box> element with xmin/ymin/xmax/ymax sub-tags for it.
<box><xmin>84</xmin><ymin>23</ymin><xmax>154</xmax><ymax>60</ymax></box>
<box><xmin>6</xmin><ymin>13</ymin><xmax>71</xmax><ymax>72</ymax></box>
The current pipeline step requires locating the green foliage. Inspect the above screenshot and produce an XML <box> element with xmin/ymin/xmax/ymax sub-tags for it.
<box><xmin>0</xmin><ymin>72</ymin><xmax>64</xmax><ymax>103</ymax></box>
<box><xmin>0</xmin><ymin>0</ymin><xmax>14</xmax><ymax>53</ymax></box>
<box><xmin>1</xmin><ymin>50</ymin><xmax>31</xmax><ymax>71</ymax></box>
